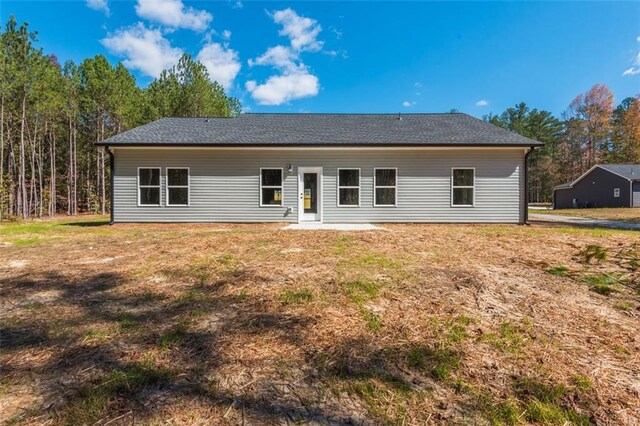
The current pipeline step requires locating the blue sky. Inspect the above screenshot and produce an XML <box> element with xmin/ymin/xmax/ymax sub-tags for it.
<box><xmin>3</xmin><ymin>1</ymin><xmax>639</xmax><ymax>117</ymax></box>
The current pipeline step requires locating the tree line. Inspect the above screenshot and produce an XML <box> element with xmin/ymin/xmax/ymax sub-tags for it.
<box><xmin>486</xmin><ymin>84</ymin><xmax>640</xmax><ymax>202</ymax></box>
<box><xmin>0</xmin><ymin>16</ymin><xmax>240</xmax><ymax>220</ymax></box>
<box><xmin>2</xmin><ymin>16</ymin><xmax>639</xmax><ymax>220</ymax></box>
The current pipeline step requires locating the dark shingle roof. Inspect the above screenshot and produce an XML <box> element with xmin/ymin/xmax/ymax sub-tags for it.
<box><xmin>554</xmin><ymin>182</ymin><xmax>572</xmax><ymax>190</ymax></box>
<box><xmin>98</xmin><ymin>113</ymin><xmax>542</xmax><ymax>147</ymax></box>
<box><xmin>599</xmin><ymin>164</ymin><xmax>640</xmax><ymax>180</ymax></box>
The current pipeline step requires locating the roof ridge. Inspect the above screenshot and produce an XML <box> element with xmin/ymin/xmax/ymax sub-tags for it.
<box><xmin>159</xmin><ymin>113</ymin><xmax>468</xmax><ymax>118</ymax></box>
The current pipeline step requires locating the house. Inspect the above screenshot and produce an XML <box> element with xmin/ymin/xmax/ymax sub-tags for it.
<box><xmin>97</xmin><ymin>113</ymin><xmax>542</xmax><ymax>224</ymax></box>
<box><xmin>553</xmin><ymin>164</ymin><xmax>640</xmax><ymax>209</ymax></box>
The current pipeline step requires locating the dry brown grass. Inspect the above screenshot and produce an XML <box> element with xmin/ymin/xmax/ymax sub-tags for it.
<box><xmin>1</xmin><ymin>216</ymin><xmax>640</xmax><ymax>425</ymax></box>
<box><xmin>533</xmin><ymin>207</ymin><xmax>640</xmax><ymax>224</ymax></box>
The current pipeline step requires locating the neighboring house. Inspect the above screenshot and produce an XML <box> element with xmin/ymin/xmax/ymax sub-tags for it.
<box><xmin>553</xmin><ymin>164</ymin><xmax>640</xmax><ymax>209</ymax></box>
<box><xmin>97</xmin><ymin>113</ymin><xmax>542</xmax><ymax>224</ymax></box>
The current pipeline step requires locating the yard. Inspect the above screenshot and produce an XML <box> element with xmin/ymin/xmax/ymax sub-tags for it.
<box><xmin>532</xmin><ymin>207</ymin><xmax>640</xmax><ymax>224</ymax></box>
<box><xmin>1</xmin><ymin>217</ymin><xmax>639</xmax><ymax>425</ymax></box>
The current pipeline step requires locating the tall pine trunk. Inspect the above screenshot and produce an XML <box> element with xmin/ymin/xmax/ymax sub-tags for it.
<box><xmin>100</xmin><ymin>118</ymin><xmax>105</xmax><ymax>215</ymax></box>
<box><xmin>0</xmin><ymin>90</ymin><xmax>4</xmax><ymax>221</ymax></box>
<box><xmin>18</xmin><ymin>94</ymin><xmax>27</xmax><ymax>219</ymax></box>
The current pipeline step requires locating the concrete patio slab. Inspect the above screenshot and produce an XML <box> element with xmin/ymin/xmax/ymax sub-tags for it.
<box><xmin>282</xmin><ymin>223</ymin><xmax>382</xmax><ymax>231</ymax></box>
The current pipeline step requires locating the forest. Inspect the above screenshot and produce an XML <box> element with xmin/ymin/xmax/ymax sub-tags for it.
<box><xmin>0</xmin><ymin>17</ymin><xmax>239</xmax><ymax>221</ymax></box>
<box><xmin>0</xmin><ymin>15</ymin><xmax>638</xmax><ymax>219</ymax></box>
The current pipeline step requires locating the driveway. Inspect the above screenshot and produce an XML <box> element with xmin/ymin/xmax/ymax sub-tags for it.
<box><xmin>530</xmin><ymin>213</ymin><xmax>640</xmax><ymax>230</ymax></box>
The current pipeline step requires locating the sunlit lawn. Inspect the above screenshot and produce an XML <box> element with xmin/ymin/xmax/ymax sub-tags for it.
<box><xmin>1</xmin><ymin>217</ymin><xmax>639</xmax><ymax>424</ymax></box>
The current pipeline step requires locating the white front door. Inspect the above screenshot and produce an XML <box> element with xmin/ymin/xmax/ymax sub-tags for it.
<box><xmin>298</xmin><ymin>167</ymin><xmax>322</xmax><ymax>222</ymax></box>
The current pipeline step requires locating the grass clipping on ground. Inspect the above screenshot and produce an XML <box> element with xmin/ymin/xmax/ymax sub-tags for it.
<box><xmin>1</xmin><ymin>217</ymin><xmax>639</xmax><ymax>424</ymax></box>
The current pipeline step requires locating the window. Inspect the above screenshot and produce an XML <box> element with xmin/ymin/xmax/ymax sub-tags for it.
<box><xmin>374</xmin><ymin>168</ymin><xmax>397</xmax><ymax>206</ymax></box>
<box><xmin>138</xmin><ymin>167</ymin><xmax>160</xmax><ymax>206</ymax></box>
<box><xmin>166</xmin><ymin>168</ymin><xmax>189</xmax><ymax>206</ymax></box>
<box><xmin>260</xmin><ymin>168</ymin><xmax>283</xmax><ymax>206</ymax></box>
<box><xmin>614</xmin><ymin>188</ymin><xmax>620</xmax><ymax>198</ymax></box>
<box><xmin>338</xmin><ymin>168</ymin><xmax>360</xmax><ymax>206</ymax></box>
<box><xmin>452</xmin><ymin>168</ymin><xmax>475</xmax><ymax>206</ymax></box>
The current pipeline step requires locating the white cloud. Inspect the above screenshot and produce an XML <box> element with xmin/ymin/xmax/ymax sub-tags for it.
<box><xmin>135</xmin><ymin>0</ymin><xmax>212</xmax><ymax>32</ymax></box>
<box><xmin>475</xmin><ymin>99</ymin><xmax>489</xmax><ymax>107</ymax></box>
<box><xmin>414</xmin><ymin>82</ymin><xmax>422</xmax><ymax>88</ymax></box>
<box><xmin>86</xmin><ymin>0</ymin><xmax>110</xmax><ymax>15</ymax></box>
<box><xmin>246</xmin><ymin>45</ymin><xmax>320</xmax><ymax>105</ymax></box>
<box><xmin>623</xmin><ymin>39</ymin><xmax>640</xmax><ymax>76</ymax></box>
<box><xmin>196</xmin><ymin>43</ymin><xmax>241</xmax><ymax>90</ymax></box>
<box><xmin>402</xmin><ymin>101</ymin><xmax>415</xmax><ymax>107</ymax></box>
<box><xmin>623</xmin><ymin>67</ymin><xmax>640</xmax><ymax>76</ymax></box>
<box><xmin>245</xmin><ymin>73</ymin><xmax>318</xmax><ymax>105</ymax></box>
<box><xmin>248</xmin><ymin>45</ymin><xmax>300</xmax><ymax>72</ymax></box>
<box><xmin>246</xmin><ymin>8</ymin><xmax>324</xmax><ymax>105</ymax></box>
<box><xmin>102</xmin><ymin>23</ymin><xmax>182</xmax><ymax>78</ymax></box>
<box><xmin>271</xmin><ymin>8</ymin><xmax>323</xmax><ymax>52</ymax></box>
<box><xmin>222</xmin><ymin>29</ymin><xmax>232</xmax><ymax>40</ymax></box>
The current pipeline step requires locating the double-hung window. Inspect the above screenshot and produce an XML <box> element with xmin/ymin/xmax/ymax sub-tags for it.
<box><xmin>614</xmin><ymin>188</ymin><xmax>620</xmax><ymax>198</ymax></box>
<box><xmin>451</xmin><ymin>168</ymin><xmax>475</xmax><ymax>206</ymax></box>
<box><xmin>166</xmin><ymin>167</ymin><xmax>189</xmax><ymax>206</ymax></box>
<box><xmin>337</xmin><ymin>168</ymin><xmax>360</xmax><ymax>206</ymax></box>
<box><xmin>374</xmin><ymin>168</ymin><xmax>397</xmax><ymax>206</ymax></box>
<box><xmin>260</xmin><ymin>168</ymin><xmax>283</xmax><ymax>206</ymax></box>
<box><xmin>138</xmin><ymin>167</ymin><xmax>161</xmax><ymax>206</ymax></box>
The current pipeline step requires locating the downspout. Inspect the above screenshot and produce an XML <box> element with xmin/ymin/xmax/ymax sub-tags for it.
<box><xmin>523</xmin><ymin>147</ymin><xmax>534</xmax><ymax>225</ymax></box>
<box><xmin>106</xmin><ymin>146</ymin><xmax>114</xmax><ymax>225</ymax></box>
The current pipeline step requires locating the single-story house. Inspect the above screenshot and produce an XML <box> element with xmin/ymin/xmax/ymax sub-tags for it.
<box><xmin>97</xmin><ymin>113</ymin><xmax>542</xmax><ymax>224</ymax></box>
<box><xmin>553</xmin><ymin>164</ymin><xmax>640</xmax><ymax>209</ymax></box>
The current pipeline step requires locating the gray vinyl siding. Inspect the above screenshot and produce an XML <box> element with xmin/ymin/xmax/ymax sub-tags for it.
<box><xmin>633</xmin><ymin>182</ymin><xmax>640</xmax><ymax>207</ymax></box>
<box><xmin>112</xmin><ymin>148</ymin><xmax>525</xmax><ymax>223</ymax></box>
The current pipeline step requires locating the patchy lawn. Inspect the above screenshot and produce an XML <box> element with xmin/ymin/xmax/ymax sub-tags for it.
<box><xmin>532</xmin><ymin>207</ymin><xmax>640</xmax><ymax>224</ymax></box>
<box><xmin>1</xmin><ymin>216</ymin><xmax>640</xmax><ymax>424</ymax></box>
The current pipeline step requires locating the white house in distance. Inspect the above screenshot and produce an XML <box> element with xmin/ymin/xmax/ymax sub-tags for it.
<box><xmin>97</xmin><ymin>113</ymin><xmax>542</xmax><ymax>224</ymax></box>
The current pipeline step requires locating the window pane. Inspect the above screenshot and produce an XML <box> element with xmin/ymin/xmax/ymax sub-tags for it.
<box><xmin>453</xmin><ymin>188</ymin><xmax>473</xmax><ymax>205</ymax></box>
<box><xmin>261</xmin><ymin>169</ymin><xmax>282</xmax><ymax>186</ymax></box>
<box><xmin>168</xmin><ymin>168</ymin><xmax>188</xmax><ymax>186</ymax></box>
<box><xmin>140</xmin><ymin>187</ymin><xmax>160</xmax><ymax>205</ymax></box>
<box><xmin>139</xmin><ymin>168</ymin><xmax>159</xmax><ymax>186</ymax></box>
<box><xmin>375</xmin><ymin>188</ymin><xmax>395</xmax><ymax>205</ymax></box>
<box><xmin>453</xmin><ymin>169</ymin><xmax>474</xmax><ymax>186</ymax></box>
<box><xmin>339</xmin><ymin>188</ymin><xmax>359</xmax><ymax>205</ymax></box>
<box><xmin>262</xmin><ymin>188</ymin><xmax>282</xmax><ymax>205</ymax></box>
<box><xmin>168</xmin><ymin>187</ymin><xmax>188</xmax><ymax>205</ymax></box>
<box><xmin>339</xmin><ymin>169</ymin><xmax>359</xmax><ymax>187</ymax></box>
<box><xmin>375</xmin><ymin>169</ymin><xmax>396</xmax><ymax>186</ymax></box>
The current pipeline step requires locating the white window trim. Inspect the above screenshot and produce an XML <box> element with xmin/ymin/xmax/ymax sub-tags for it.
<box><xmin>451</xmin><ymin>167</ymin><xmax>475</xmax><ymax>207</ymax></box>
<box><xmin>614</xmin><ymin>188</ymin><xmax>620</xmax><ymax>198</ymax></box>
<box><xmin>260</xmin><ymin>167</ymin><xmax>284</xmax><ymax>207</ymax></box>
<box><xmin>166</xmin><ymin>167</ymin><xmax>190</xmax><ymax>207</ymax></box>
<box><xmin>337</xmin><ymin>168</ymin><xmax>361</xmax><ymax>207</ymax></box>
<box><xmin>373</xmin><ymin>167</ymin><xmax>398</xmax><ymax>207</ymax></box>
<box><xmin>137</xmin><ymin>167</ymin><xmax>161</xmax><ymax>207</ymax></box>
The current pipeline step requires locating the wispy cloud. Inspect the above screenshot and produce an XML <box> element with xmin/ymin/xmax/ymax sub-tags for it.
<box><xmin>402</xmin><ymin>101</ymin><xmax>415</xmax><ymax>107</ymax></box>
<box><xmin>135</xmin><ymin>0</ymin><xmax>212</xmax><ymax>32</ymax></box>
<box><xmin>622</xmin><ymin>37</ymin><xmax>640</xmax><ymax>76</ymax></box>
<box><xmin>475</xmin><ymin>99</ymin><xmax>489</xmax><ymax>107</ymax></box>
<box><xmin>86</xmin><ymin>0</ymin><xmax>110</xmax><ymax>16</ymax></box>
<box><xmin>270</xmin><ymin>8</ymin><xmax>323</xmax><ymax>52</ymax></box>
